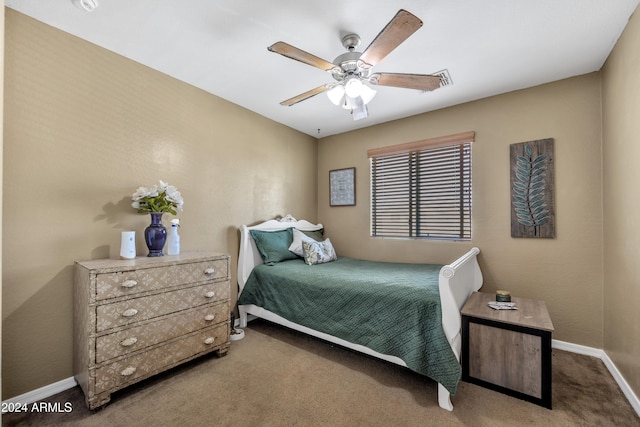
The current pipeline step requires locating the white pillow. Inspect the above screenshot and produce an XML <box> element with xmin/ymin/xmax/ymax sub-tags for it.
<box><xmin>288</xmin><ymin>228</ymin><xmax>318</xmax><ymax>257</ymax></box>
<box><xmin>302</xmin><ymin>238</ymin><xmax>337</xmax><ymax>265</ymax></box>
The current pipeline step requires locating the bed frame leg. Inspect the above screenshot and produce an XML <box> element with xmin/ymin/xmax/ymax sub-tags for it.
<box><xmin>239</xmin><ymin>306</ymin><xmax>248</xmax><ymax>328</ymax></box>
<box><xmin>438</xmin><ymin>384</ymin><xmax>453</xmax><ymax>411</ymax></box>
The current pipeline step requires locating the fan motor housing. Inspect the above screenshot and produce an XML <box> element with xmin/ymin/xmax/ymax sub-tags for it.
<box><xmin>331</xmin><ymin>33</ymin><xmax>372</xmax><ymax>81</ymax></box>
<box><xmin>332</xmin><ymin>51</ymin><xmax>372</xmax><ymax>81</ymax></box>
<box><xmin>341</xmin><ymin>33</ymin><xmax>361</xmax><ymax>50</ymax></box>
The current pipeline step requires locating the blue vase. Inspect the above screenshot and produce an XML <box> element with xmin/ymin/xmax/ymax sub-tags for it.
<box><xmin>145</xmin><ymin>212</ymin><xmax>167</xmax><ymax>257</ymax></box>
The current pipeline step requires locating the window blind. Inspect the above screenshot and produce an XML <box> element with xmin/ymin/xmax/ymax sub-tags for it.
<box><xmin>369</xmin><ymin>132</ymin><xmax>473</xmax><ymax>240</ymax></box>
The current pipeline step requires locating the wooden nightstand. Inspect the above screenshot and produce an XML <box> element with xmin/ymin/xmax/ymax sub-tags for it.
<box><xmin>461</xmin><ymin>291</ymin><xmax>554</xmax><ymax>408</ymax></box>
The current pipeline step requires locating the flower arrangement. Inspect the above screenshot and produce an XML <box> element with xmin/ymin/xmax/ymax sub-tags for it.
<box><xmin>131</xmin><ymin>180</ymin><xmax>184</xmax><ymax>215</ymax></box>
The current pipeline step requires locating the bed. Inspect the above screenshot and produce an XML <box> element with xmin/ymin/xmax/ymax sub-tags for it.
<box><xmin>237</xmin><ymin>215</ymin><xmax>483</xmax><ymax>411</ymax></box>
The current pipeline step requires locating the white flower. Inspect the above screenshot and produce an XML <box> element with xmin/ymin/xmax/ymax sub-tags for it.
<box><xmin>130</xmin><ymin>180</ymin><xmax>183</xmax><ymax>215</ymax></box>
<box><xmin>164</xmin><ymin>185</ymin><xmax>184</xmax><ymax>210</ymax></box>
<box><xmin>131</xmin><ymin>185</ymin><xmax>159</xmax><ymax>201</ymax></box>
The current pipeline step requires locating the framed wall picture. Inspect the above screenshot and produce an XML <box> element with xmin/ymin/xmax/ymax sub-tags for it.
<box><xmin>329</xmin><ymin>167</ymin><xmax>355</xmax><ymax>206</ymax></box>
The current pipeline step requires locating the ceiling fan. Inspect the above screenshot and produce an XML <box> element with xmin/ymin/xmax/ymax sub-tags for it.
<box><xmin>268</xmin><ymin>9</ymin><xmax>443</xmax><ymax>120</ymax></box>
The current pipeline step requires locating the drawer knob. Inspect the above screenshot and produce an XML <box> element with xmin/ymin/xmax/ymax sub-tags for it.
<box><xmin>204</xmin><ymin>314</ymin><xmax>216</xmax><ymax>321</ymax></box>
<box><xmin>204</xmin><ymin>337</ymin><xmax>215</xmax><ymax>345</ymax></box>
<box><xmin>205</xmin><ymin>291</ymin><xmax>216</xmax><ymax>299</ymax></box>
<box><xmin>121</xmin><ymin>280</ymin><xmax>138</xmax><ymax>288</ymax></box>
<box><xmin>120</xmin><ymin>337</ymin><xmax>138</xmax><ymax>347</ymax></box>
<box><xmin>121</xmin><ymin>308</ymin><xmax>139</xmax><ymax>318</ymax></box>
<box><xmin>120</xmin><ymin>366</ymin><xmax>137</xmax><ymax>376</ymax></box>
<box><xmin>204</xmin><ymin>267</ymin><xmax>216</xmax><ymax>275</ymax></box>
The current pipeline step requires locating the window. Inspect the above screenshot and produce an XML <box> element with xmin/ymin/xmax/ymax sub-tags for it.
<box><xmin>368</xmin><ymin>131</ymin><xmax>474</xmax><ymax>240</ymax></box>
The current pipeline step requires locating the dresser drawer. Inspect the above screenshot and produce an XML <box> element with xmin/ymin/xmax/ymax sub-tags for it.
<box><xmin>95</xmin><ymin>302</ymin><xmax>229</xmax><ymax>363</ymax></box>
<box><xmin>96</xmin><ymin>281</ymin><xmax>229</xmax><ymax>332</ymax></box>
<box><xmin>95</xmin><ymin>258</ymin><xmax>228</xmax><ymax>301</ymax></box>
<box><xmin>93</xmin><ymin>324</ymin><xmax>229</xmax><ymax>394</ymax></box>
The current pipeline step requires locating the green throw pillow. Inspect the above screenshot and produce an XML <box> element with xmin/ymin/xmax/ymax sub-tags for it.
<box><xmin>300</xmin><ymin>228</ymin><xmax>324</xmax><ymax>241</ymax></box>
<box><xmin>250</xmin><ymin>228</ymin><xmax>297</xmax><ymax>265</ymax></box>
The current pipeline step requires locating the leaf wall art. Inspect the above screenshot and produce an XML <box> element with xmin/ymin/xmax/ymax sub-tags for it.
<box><xmin>510</xmin><ymin>138</ymin><xmax>555</xmax><ymax>238</ymax></box>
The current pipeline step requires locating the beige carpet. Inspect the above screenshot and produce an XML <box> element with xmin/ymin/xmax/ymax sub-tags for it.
<box><xmin>3</xmin><ymin>319</ymin><xmax>639</xmax><ymax>426</ymax></box>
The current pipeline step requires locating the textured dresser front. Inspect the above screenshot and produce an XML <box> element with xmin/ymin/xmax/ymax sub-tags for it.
<box><xmin>74</xmin><ymin>252</ymin><xmax>231</xmax><ymax>410</ymax></box>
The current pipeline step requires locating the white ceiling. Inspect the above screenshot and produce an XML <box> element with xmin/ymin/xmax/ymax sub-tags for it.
<box><xmin>6</xmin><ymin>0</ymin><xmax>640</xmax><ymax>137</ymax></box>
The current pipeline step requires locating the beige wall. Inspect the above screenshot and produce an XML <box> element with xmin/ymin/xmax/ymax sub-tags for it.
<box><xmin>2</xmin><ymin>10</ymin><xmax>317</xmax><ymax>398</ymax></box>
<box><xmin>602</xmin><ymin>8</ymin><xmax>640</xmax><ymax>397</ymax></box>
<box><xmin>318</xmin><ymin>74</ymin><xmax>604</xmax><ymax>349</ymax></box>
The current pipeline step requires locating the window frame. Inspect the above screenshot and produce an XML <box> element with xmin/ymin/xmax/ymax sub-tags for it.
<box><xmin>368</xmin><ymin>131</ymin><xmax>474</xmax><ymax>241</ymax></box>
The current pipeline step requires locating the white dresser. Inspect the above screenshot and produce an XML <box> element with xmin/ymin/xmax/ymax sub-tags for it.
<box><xmin>74</xmin><ymin>251</ymin><xmax>230</xmax><ymax>409</ymax></box>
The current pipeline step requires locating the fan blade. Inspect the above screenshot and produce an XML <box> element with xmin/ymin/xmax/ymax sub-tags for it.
<box><xmin>359</xmin><ymin>9</ymin><xmax>423</xmax><ymax>67</ymax></box>
<box><xmin>280</xmin><ymin>84</ymin><xmax>332</xmax><ymax>106</ymax></box>
<box><xmin>268</xmin><ymin>42</ymin><xmax>338</xmax><ymax>72</ymax></box>
<box><xmin>369</xmin><ymin>73</ymin><xmax>442</xmax><ymax>91</ymax></box>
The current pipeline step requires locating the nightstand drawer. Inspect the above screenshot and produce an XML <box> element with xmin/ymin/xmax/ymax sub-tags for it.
<box><xmin>95</xmin><ymin>302</ymin><xmax>229</xmax><ymax>363</ymax></box>
<box><xmin>95</xmin><ymin>258</ymin><xmax>228</xmax><ymax>300</ymax></box>
<box><xmin>93</xmin><ymin>324</ymin><xmax>229</xmax><ymax>394</ymax></box>
<box><xmin>96</xmin><ymin>281</ymin><xmax>229</xmax><ymax>332</ymax></box>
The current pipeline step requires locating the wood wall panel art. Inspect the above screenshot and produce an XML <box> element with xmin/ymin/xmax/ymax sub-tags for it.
<box><xmin>510</xmin><ymin>138</ymin><xmax>555</xmax><ymax>238</ymax></box>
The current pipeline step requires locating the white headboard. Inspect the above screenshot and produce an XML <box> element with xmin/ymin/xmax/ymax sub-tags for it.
<box><xmin>237</xmin><ymin>215</ymin><xmax>323</xmax><ymax>292</ymax></box>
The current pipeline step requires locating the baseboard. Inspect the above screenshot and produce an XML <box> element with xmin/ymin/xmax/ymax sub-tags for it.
<box><xmin>2</xmin><ymin>377</ymin><xmax>77</xmax><ymax>408</ymax></box>
<box><xmin>552</xmin><ymin>339</ymin><xmax>604</xmax><ymax>358</ymax></box>
<box><xmin>600</xmin><ymin>350</ymin><xmax>640</xmax><ymax>417</ymax></box>
<box><xmin>3</xmin><ymin>340</ymin><xmax>639</xmax><ymax>417</ymax></box>
<box><xmin>553</xmin><ymin>339</ymin><xmax>640</xmax><ymax>417</ymax></box>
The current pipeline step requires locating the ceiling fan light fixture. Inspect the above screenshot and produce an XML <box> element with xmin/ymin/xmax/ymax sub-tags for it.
<box><xmin>359</xmin><ymin>84</ymin><xmax>377</xmax><ymax>104</ymax></box>
<box><xmin>344</xmin><ymin>78</ymin><xmax>363</xmax><ymax>98</ymax></box>
<box><xmin>329</xmin><ymin>80</ymin><xmax>376</xmax><ymax>113</ymax></box>
<box><xmin>327</xmin><ymin>85</ymin><xmax>345</xmax><ymax>106</ymax></box>
<box><xmin>342</xmin><ymin>77</ymin><xmax>376</xmax><ymax>106</ymax></box>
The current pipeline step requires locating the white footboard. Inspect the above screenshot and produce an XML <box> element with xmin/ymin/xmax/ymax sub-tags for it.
<box><xmin>437</xmin><ymin>247</ymin><xmax>483</xmax><ymax>410</ymax></box>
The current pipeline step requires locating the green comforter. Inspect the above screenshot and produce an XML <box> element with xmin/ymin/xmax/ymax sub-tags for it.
<box><xmin>237</xmin><ymin>257</ymin><xmax>461</xmax><ymax>394</ymax></box>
